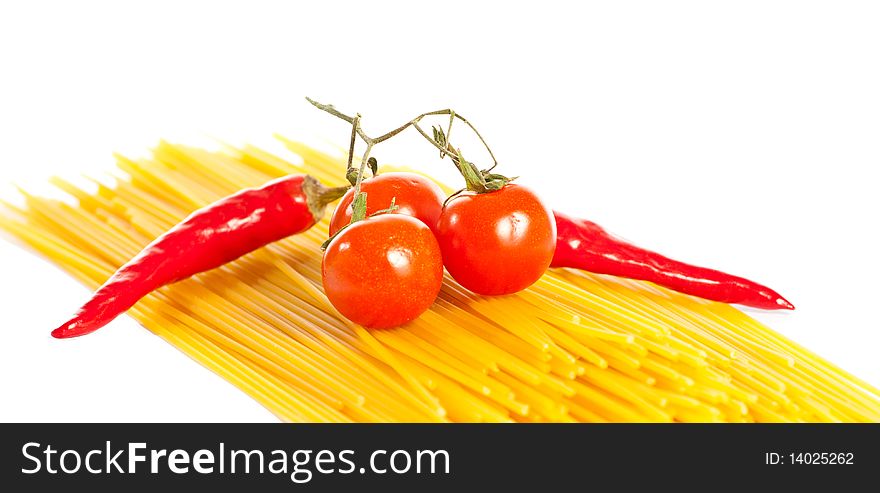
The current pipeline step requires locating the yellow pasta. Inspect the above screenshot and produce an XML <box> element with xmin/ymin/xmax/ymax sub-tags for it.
<box><xmin>2</xmin><ymin>139</ymin><xmax>878</xmax><ymax>423</ymax></box>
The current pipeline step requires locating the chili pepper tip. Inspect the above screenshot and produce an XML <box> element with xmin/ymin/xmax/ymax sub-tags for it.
<box><xmin>51</xmin><ymin>326</ymin><xmax>73</xmax><ymax>339</ymax></box>
<box><xmin>743</xmin><ymin>287</ymin><xmax>795</xmax><ymax>311</ymax></box>
<box><xmin>51</xmin><ymin>318</ymin><xmax>91</xmax><ymax>339</ymax></box>
<box><xmin>775</xmin><ymin>297</ymin><xmax>795</xmax><ymax>310</ymax></box>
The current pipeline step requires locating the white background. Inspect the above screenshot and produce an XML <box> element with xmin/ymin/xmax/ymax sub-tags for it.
<box><xmin>1</xmin><ymin>1</ymin><xmax>877</xmax><ymax>422</ymax></box>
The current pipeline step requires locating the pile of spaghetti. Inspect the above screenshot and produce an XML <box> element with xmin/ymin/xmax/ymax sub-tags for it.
<box><xmin>2</xmin><ymin>140</ymin><xmax>878</xmax><ymax>422</ymax></box>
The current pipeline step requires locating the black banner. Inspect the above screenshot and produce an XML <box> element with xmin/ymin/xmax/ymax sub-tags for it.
<box><xmin>2</xmin><ymin>424</ymin><xmax>876</xmax><ymax>490</ymax></box>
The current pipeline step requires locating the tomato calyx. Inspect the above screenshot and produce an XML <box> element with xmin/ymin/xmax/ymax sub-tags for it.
<box><xmin>455</xmin><ymin>148</ymin><xmax>516</xmax><ymax>193</ymax></box>
<box><xmin>321</xmin><ymin>196</ymin><xmax>399</xmax><ymax>250</ymax></box>
<box><xmin>428</xmin><ymin>125</ymin><xmax>515</xmax><ymax>204</ymax></box>
<box><xmin>346</xmin><ymin>157</ymin><xmax>379</xmax><ymax>187</ymax></box>
<box><xmin>440</xmin><ymin>148</ymin><xmax>517</xmax><ymax>206</ymax></box>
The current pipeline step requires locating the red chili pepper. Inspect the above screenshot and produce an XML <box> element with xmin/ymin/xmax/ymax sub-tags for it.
<box><xmin>551</xmin><ymin>211</ymin><xmax>794</xmax><ymax>310</ymax></box>
<box><xmin>52</xmin><ymin>175</ymin><xmax>348</xmax><ymax>339</ymax></box>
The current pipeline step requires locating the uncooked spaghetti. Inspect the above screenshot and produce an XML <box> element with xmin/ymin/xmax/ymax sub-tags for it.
<box><xmin>2</xmin><ymin>139</ymin><xmax>878</xmax><ymax>422</ymax></box>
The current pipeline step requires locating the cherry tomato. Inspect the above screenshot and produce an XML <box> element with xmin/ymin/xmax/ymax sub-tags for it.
<box><xmin>328</xmin><ymin>172</ymin><xmax>446</xmax><ymax>236</ymax></box>
<box><xmin>322</xmin><ymin>214</ymin><xmax>444</xmax><ymax>328</ymax></box>
<box><xmin>436</xmin><ymin>184</ymin><xmax>556</xmax><ymax>295</ymax></box>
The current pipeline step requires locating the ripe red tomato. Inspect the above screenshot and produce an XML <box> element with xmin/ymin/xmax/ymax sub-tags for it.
<box><xmin>328</xmin><ymin>172</ymin><xmax>446</xmax><ymax>236</ymax></box>
<box><xmin>436</xmin><ymin>184</ymin><xmax>556</xmax><ymax>295</ymax></box>
<box><xmin>322</xmin><ymin>214</ymin><xmax>444</xmax><ymax>328</ymax></box>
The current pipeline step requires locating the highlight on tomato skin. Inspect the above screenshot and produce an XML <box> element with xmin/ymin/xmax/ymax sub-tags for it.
<box><xmin>436</xmin><ymin>184</ymin><xmax>557</xmax><ymax>296</ymax></box>
<box><xmin>322</xmin><ymin>214</ymin><xmax>444</xmax><ymax>329</ymax></box>
<box><xmin>328</xmin><ymin>172</ymin><xmax>446</xmax><ymax>237</ymax></box>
